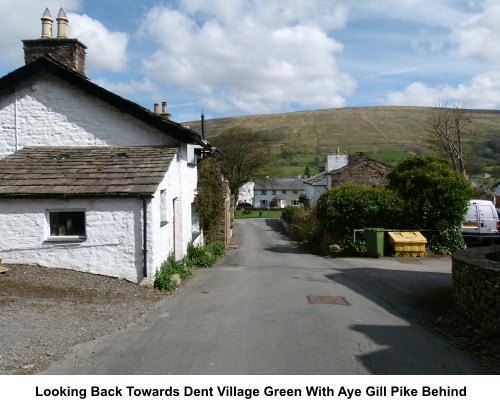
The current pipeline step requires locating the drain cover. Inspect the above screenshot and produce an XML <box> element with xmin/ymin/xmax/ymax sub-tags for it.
<box><xmin>307</xmin><ymin>295</ymin><xmax>350</xmax><ymax>305</ymax></box>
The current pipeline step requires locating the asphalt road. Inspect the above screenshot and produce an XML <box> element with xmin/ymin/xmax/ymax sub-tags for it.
<box><xmin>42</xmin><ymin>218</ymin><xmax>489</xmax><ymax>374</ymax></box>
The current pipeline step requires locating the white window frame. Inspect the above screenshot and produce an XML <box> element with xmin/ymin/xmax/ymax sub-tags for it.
<box><xmin>46</xmin><ymin>209</ymin><xmax>86</xmax><ymax>242</ymax></box>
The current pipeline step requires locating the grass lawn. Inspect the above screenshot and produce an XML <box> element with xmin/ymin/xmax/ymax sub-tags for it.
<box><xmin>234</xmin><ymin>209</ymin><xmax>283</xmax><ymax>219</ymax></box>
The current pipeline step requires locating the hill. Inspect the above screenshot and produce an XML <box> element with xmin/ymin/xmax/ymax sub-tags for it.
<box><xmin>184</xmin><ymin>106</ymin><xmax>500</xmax><ymax>178</ymax></box>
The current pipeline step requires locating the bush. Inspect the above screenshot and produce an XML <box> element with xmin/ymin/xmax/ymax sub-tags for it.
<box><xmin>387</xmin><ymin>155</ymin><xmax>473</xmax><ymax>253</ymax></box>
<box><xmin>185</xmin><ymin>241</ymin><xmax>226</xmax><ymax>268</ymax></box>
<box><xmin>387</xmin><ymin>156</ymin><xmax>473</xmax><ymax>230</ymax></box>
<box><xmin>282</xmin><ymin>206</ymin><xmax>300</xmax><ymax>222</ymax></box>
<box><xmin>154</xmin><ymin>254</ymin><xmax>191</xmax><ymax>291</ymax></box>
<box><xmin>316</xmin><ymin>184</ymin><xmax>404</xmax><ymax>251</ymax></box>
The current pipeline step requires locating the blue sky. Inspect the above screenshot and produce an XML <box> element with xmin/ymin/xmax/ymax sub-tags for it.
<box><xmin>1</xmin><ymin>0</ymin><xmax>499</xmax><ymax>122</ymax></box>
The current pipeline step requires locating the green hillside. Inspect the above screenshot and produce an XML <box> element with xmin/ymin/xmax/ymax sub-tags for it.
<box><xmin>184</xmin><ymin>106</ymin><xmax>500</xmax><ymax>178</ymax></box>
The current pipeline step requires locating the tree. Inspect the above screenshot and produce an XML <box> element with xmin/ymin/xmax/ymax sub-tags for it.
<box><xmin>424</xmin><ymin>101</ymin><xmax>474</xmax><ymax>176</ymax></box>
<box><xmin>212</xmin><ymin>126</ymin><xmax>281</xmax><ymax>196</ymax></box>
<box><xmin>195</xmin><ymin>156</ymin><xmax>225</xmax><ymax>243</ymax></box>
<box><xmin>387</xmin><ymin>155</ymin><xmax>473</xmax><ymax>253</ymax></box>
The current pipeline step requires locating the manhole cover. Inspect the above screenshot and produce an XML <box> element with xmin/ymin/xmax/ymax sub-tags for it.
<box><xmin>307</xmin><ymin>295</ymin><xmax>350</xmax><ymax>305</ymax></box>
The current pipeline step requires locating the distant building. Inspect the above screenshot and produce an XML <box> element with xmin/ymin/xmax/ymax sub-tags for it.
<box><xmin>303</xmin><ymin>152</ymin><xmax>393</xmax><ymax>204</ymax></box>
<box><xmin>253</xmin><ymin>178</ymin><xmax>305</xmax><ymax>208</ymax></box>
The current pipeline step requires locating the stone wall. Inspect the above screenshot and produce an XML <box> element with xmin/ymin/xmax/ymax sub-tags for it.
<box><xmin>452</xmin><ymin>246</ymin><xmax>500</xmax><ymax>335</ymax></box>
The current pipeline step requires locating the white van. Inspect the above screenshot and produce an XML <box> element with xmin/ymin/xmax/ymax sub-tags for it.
<box><xmin>461</xmin><ymin>199</ymin><xmax>500</xmax><ymax>244</ymax></box>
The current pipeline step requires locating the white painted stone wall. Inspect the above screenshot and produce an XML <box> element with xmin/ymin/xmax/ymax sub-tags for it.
<box><xmin>0</xmin><ymin>74</ymin><xmax>203</xmax><ymax>282</ymax></box>
<box><xmin>0</xmin><ymin>198</ymin><xmax>144</xmax><ymax>282</ymax></box>
<box><xmin>304</xmin><ymin>179</ymin><xmax>327</xmax><ymax>204</ymax></box>
<box><xmin>149</xmin><ymin>145</ymin><xmax>201</xmax><ymax>275</ymax></box>
<box><xmin>0</xmin><ymin>76</ymin><xmax>178</xmax><ymax>159</ymax></box>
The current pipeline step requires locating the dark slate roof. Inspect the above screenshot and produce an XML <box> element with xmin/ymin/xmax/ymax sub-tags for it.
<box><xmin>0</xmin><ymin>146</ymin><xmax>178</xmax><ymax>198</ymax></box>
<box><xmin>0</xmin><ymin>56</ymin><xmax>208</xmax><ymax>147</ymax></box>
<box><xmin>254</xmin><ymin>178</ymin><xmax>305</xmax><ymax>190</ymax></box>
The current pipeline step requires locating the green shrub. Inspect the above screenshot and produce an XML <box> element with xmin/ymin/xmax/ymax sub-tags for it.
<box><xmin>209</xmin><ymin>241</ymin><xmax>226</xmax><ymax>258</ymax></box>
<box><xmin>282</xmin><ymin>205</ymin><xmax>300</xmax><ymax>222</ymax></box>
<box><xmin>154</xmin><ymin>254</ymin><xmax>191</xmax><ymax>291</ymax></box>
<box><xmin>387</xmin><ymin>156</ymin><xmax>473</xmax><ymax>230</ymax></box>
<box><xmin>185</xmin><ymin>241</ymin><xmax>226</xmax><ymax>268</ymax></box>
<box><xmin>387</xmin><ymin>155</ymin><xmax>473</xmax><ymax>252</ymax></box>
<box><xmin>316</xmin><ymin>184</ymin><xmax>404</xmax><ymax>251</ymax></box>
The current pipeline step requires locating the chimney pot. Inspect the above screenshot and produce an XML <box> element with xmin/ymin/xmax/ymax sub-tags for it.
<box><xmin>161</xmin><ymin>102</ymin><xmax>167</xmax><ymax>114</ymax></box>
<box><xmin>56</xmin><ymin>8</ymin><xmax>68</xmax><ymax>39</ymax></box>
<box><xmin>41</xmin><ymin>8</ymin><xmax>53</xmax><ymax>39</ymax></box>
<box><xmin>154</xmin><ymin>103</ymin><xmax>159</xmax><ymax>114</ymax></box>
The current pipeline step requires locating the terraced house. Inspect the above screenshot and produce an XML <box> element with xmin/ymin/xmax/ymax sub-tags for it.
<box><xmin>0</xmin><ymin>9</ymin><xmax>218</xmax><ymax>283</ymax></box>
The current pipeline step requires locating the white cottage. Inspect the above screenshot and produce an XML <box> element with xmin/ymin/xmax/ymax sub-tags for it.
<box><xmin>0</xmin><ymin>9</ymin><xmax>216</xmax><ymax>283</ymax></box>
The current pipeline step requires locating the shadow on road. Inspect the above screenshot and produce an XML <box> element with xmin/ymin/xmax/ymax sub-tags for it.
<box><xmin>264</xmin><ymin>218</ymin><xmax>284</xmax><ymax>233</ymax></box>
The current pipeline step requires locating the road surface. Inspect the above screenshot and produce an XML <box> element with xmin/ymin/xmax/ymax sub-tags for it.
<box><xmin>42</xmin><ymin>218</ymin><xmax>489</xmax><ymax>374</ymax></box>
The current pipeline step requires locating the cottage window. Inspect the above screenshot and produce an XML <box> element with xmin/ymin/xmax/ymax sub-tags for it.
<box><xmin>292</xmin><ymin>190</ymin><xmax>299</xmax><ymax>194</ymax></box>
<box><xmin>191</xmin><ymin>203</ymin><xmax>201</xmax><ymax>241</ymax></box>
<box><xmin>292</xmin><ymin>200</ymin><xmax>300</xmax><ymax>206</ymax></box>
<box><xmin>160</xmin><ymin>189</ymin><xmax>168</xmax><ymax>226</ymax></box>
<box><xmin>272</xmin><ymin>190</ymin><xmax>277</xmax><ymax>195</ymax></box>
<box><xmin>260</xmin><ymin>200</ymin><xmax>268</xmax><ymax>206</ymax></box>
<box><xmin>260</xmin><ymin>190</ymin><xmax>267</xmax><ymax>195</ymax></box>
<box><xmin>47</xmin><ymin>211</ymin><xmax>86</xmax><ymax>241</ymax></box>
<box><xmin>282</xmin><ymin>190</ymin><xmax>287</xmax><ymax>194</ymax></box>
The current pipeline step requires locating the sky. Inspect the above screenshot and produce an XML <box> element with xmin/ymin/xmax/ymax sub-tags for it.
<box><xmin>1</xmin><ymin>0</ymin><xmax>499</xmax><ymax>122</ymax></box>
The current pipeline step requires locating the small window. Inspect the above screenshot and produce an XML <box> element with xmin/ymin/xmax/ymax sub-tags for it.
<box><xmin>292</xmin><ymin>190</ymin><xmax>299</xmax><ymax>194</ymax></box>
<box><xmin>260</xmin><ymin>200</ymin><xmax>268</xmax><ymax>206</ymax></box>
<box><xmin>260</xmin><ymin>190</ymin><xmax>267</xmax><ymax>195</ymax></box>
<box><xmin>282</xmin><ymin>190</ymin><xmax>287</xmax><ymax>194</ymax></box>
<box><xmin>272</xmin><ymin>190</ymin><xmax>277</xmax><ymax>195</ymax></box>
<box><xmin>48</xmin><ymin>211</ymin><xmax>86</xmax><ymax>240</ymax></box>
<box><xmin>292</xmin><ymin>200</ymin><xmax>300</xmax><ymax>206</ymax></box>
<box><xmin>160</xmin><ymin>189</ymin><xmax>168</xmax><ymax>226</ymax></box>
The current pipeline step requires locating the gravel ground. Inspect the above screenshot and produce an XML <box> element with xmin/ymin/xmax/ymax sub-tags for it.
<box><xmin>1</xmin><ymin>262</ymin><xmax>499</xmax><ymax>375</ymax></box>
<box><xmin>0</xmin><ymin>264</ymin><xmax>166</xmax><ymax>375</ymax></box>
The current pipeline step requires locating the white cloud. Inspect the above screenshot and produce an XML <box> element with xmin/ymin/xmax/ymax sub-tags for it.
<box><xmin>384</xmin><ymin>71</ymin><xmax>500</xmax><ymax>109</ymax></box>
<box><xmin>137</xmin><ymin>2</ymin><xmax>355</xmax><ymax>115</ymax></box>
<box><xmin>67</xmin><ymin>14</ymin><xmax>129</xmax><ymax>72</ymax></box>
<box><xmin>450</xmin><ymin>3</ymin><xmax>500</xmax><ymax>64</ymax></box>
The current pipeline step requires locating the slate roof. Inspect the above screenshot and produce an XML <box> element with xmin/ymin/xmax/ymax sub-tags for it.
<box><xmin>0</xmin><ymin>146</ymin><xmax>178</xmax><ymax>198</ymax></box>
<box><xmin>254</xmin><ymin>178</ymin><xmax>305</xmax><ymax>190</ymax></box>
<box><xmin>0</xmin><ymin>56</ymin><xmax>216</xmax><ymax>150</ymax></box>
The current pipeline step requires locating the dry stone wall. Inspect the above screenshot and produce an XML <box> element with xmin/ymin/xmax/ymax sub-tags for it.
<box><xmin>452</xmin><ymin>246</ymin><xmax>500</xmax><ymax>335</ymax></box>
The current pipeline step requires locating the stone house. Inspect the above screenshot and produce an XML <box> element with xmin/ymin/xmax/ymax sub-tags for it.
<box><xmin>303</xmin><ymin>152</ymin><xmax>393</xmax><ymax>204</ymax></box>
<box><xmin>0</xmin><ymin>9</ymin><xmax>218</xmax><ymax>283</ymax></box>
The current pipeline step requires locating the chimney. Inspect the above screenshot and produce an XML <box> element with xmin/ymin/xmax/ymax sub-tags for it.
<box><xmin>56</xmin><ymin>8</ymin><xmax>68</xmax><ymax>39</ymax></box>
<box><xmin>201</xmin><ymin>111</ymin><xmax>205</xmax><ymax>140</ymax></box>
<box><xmin>153</xmin><ymin>103</ymin><xmax>159</xmax><ymax>114</ymax></box>
<box><xmin>22</xmin><ymin>8</ymin><xmax>88</xmax><ymax>76</ymax></box>
<box><xmin>159</xmin><ymin>101</ymin><xmax>171</xmax><ymax>119</ymax></box>
<box><xmin>326</xmin><ymin>151</ymin><xmax>349</xmax><ymax>172</ymax></box>
<box><xmin>41</xmin><ymin>8</ymin><xmax>53</xmax><ymax>39</ymax></box>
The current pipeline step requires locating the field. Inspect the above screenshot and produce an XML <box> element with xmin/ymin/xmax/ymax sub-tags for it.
<box><xmin>234</xmin><ymin>209</ymin><xmax>283</xmax><ymax>219</ymax></box>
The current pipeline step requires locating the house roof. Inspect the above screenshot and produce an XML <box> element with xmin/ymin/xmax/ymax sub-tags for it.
<box><xmin>254</xmin><ymin>178</ymin><xmax>305</xmax><ymax>190</ymax></box>
<box><xmin>0</xmin><ymin>146</ymin><xmax>178</xmax><ymax>198</ymax></box>
<box><xmin>303</xmin><ymin>172</ymin><xmax>327</xmax><ymax>186</ymax></box>
<box><xmin>0</xmin><ymin>56</ymin><xmax>215</xmax><ymax>149</ymax></box>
